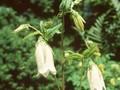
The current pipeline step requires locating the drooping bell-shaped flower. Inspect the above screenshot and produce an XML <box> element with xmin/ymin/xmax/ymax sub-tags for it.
<box><xmin>87</xmin><ymin>61</ymin><xmax>106</xmax><ymax>90</ymax></box>
<box><xmin>35</xmin><ymin>37</ymin><xmax>56</xmax><ymax>77</ymax></box>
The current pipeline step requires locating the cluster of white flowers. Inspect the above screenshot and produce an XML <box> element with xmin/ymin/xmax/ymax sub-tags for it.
<box><xmin>35</xmin><ymin>37</ymin><xmax>56</xmax><ymax>77</ymax></box>
<box><xmin>35</xmin><ymin>37</ymin><xmax>106</xmax><ymax>90</ymax></box>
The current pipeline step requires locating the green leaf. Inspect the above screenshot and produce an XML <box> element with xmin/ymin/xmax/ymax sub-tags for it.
<box><xmin>45</xmin><ymin>23</ymin><xmax>62</xmax><ymax>40</ymax></box>
<box><xmin>59</xmin><ymin>0</ymin><xmax>73</xmax><ymax>12</ymax></box>
<box><xmin>23</xmin><ymin>31</ymin><xmax>40</xmax><ymax>40</ymax></box>
<box><xmin>87</xmin><ymin>14</ymin><xmax>106</xmax><ymax>43</ymax></box>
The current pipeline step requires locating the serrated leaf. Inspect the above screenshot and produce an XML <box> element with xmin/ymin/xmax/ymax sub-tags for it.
<box><xmin>45</xmin><ymin>23</ymin><xmax>62</xmax><ymax>40</ymax></box>
<box><xmin>87</xmin><ymin>15</ymin><xmax>105</xmax><ymax>43</ymax></box>
<box><xmin>59</xmin><ymin>0</ymin><xmax>73</xmax><ymax>12</ymax></box>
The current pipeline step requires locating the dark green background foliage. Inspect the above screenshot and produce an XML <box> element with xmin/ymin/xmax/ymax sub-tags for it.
<box><xmin>0</xmin><ymin>0</ymin><xmax>120</xmax><ymax>90</ymax></box>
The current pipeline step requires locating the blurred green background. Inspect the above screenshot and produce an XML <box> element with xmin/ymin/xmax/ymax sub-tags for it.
<box><xmin>0</xmin><ymin>0</ymin><xmax>120</xmax><ymax>90</ymax></box>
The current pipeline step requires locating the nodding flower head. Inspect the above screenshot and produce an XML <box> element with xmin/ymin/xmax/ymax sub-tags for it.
<box><xmin>35</xmin><ymin>37</ymin><xmax>56</xmax><ymax>77</ymax></box>
<box><xmin>87</xmin><ymin>61</ymin><xmax>106</xmax><ymax>90</ymax></box>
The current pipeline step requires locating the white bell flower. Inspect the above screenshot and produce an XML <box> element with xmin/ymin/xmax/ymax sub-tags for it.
<box><xmin>35</xmin><ymin>38</ymin><xmax>56</xmax><ymax>77</ymax></box>
<box><xmin>87</xmin><ymin>61</ymin><xmax>106</xmax><ymax>90</ymax></box>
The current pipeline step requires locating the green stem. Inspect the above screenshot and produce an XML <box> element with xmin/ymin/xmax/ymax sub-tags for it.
<box><xmin>55</xmin><ymin>76</ymin><xmax>61</xmax><ymax>90</ymax></box>
<box><xmin>61</xmin><ymin>12</ymin><xmax>65</xmax><ymax>90</ymax></box>
<box><xmin>79</xmin><ymin>58</ymin><xmax>84</xmax><ymax>90</ymax></box>
<box><xmin>79</xmin><ymin>33</ymin><xmax>89</xmax><ymax>90</ymax></box>
<box><xmin>80</xmin><ymin>32</ymin><xmax>89</xmax><ymax>48</ymax></box>
<box><xmin>29</xmin><ymin>25</ymin><xmax>43</xmax><ymax>35</ymax></box>
<box><xmin>62</xmin><ymin>64</ymin><xmax>65</xmax><ymax>90</ymax></box>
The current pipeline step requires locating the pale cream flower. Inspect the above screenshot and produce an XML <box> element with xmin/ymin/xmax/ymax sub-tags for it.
<box><xmin>87</xmin><ymin>62</ymin><xmax>106</xmax><ymax>90</ymax></box>
<box><xmin>35</xmin><ymin>38</ymin><xmax>56</xmax><ymax>77</ymax></box>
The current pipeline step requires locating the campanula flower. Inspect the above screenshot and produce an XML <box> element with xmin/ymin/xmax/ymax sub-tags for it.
<box><xmin>35</xmin><ymin>37</ymin><xmax>56</xmax><ymax>77</ymax></box>
<box><xmin>87</xmin><ymin>61</ymin><xmax>106</xmax><ymax>90</ymax></box>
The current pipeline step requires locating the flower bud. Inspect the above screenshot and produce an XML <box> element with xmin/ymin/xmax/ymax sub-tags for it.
<box><xmin>110</xmin><ymin>78</ymin><xmax>116</xmax><ymax>86</ymax></box>
<box><xmin>74</xmin><ymin>0</ymin><xmax>81</xmax><ymax>5</ymax></box>
<box><xmin>71</xmin><ymin>10</ymin><xmax>85</xmax><ymax>32</ymax></box>
<box><xmin>14</xmin><ymin>24</ymin><xmax>29</xmax><ymax>33</ymax></box>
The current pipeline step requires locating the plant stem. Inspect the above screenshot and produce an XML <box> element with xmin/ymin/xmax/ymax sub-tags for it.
<box><xmin>61</xmin><ymin>12</ymin><xmax>65</xmax><ymax>90</ymax></box>
<box><xmin>29</xmin><ymin>25</ymin><xmax>43</xmax><ymax>35</ymax></box>
<box><xmin>79</xmin><ymin>58</ymin><xmax>84</xmax><ymax>90</ymax></box>
<box><xmin>79</xmin><ymin>33</ymin><xmax>88</xmax><ymax>90</ymax></box>
<box><xmin>55</xmin><ymin>76</ymin><xmax>61</xmax><ymax>90</ymax></box>
<box><xmin>62</xmin><ymin>64</ymin><xmax>65</xmax><ymax>90</ymax></box>
<box><xmin>80</xmin><ymin>32</ymin><xmax>89</xmax><ymax>48</ymax></box>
